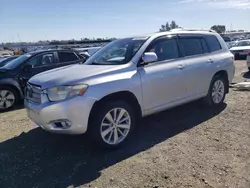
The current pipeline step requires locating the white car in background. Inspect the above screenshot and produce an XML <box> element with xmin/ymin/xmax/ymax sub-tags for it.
<box><xmin>247</xmin><ymin>53</ymin><xmax>250</xmax><ymax>72</ymax></box>
<box><xmin>230</xmin><ymin>40</ymin><xmax>250</xmax><ymax>59</ymax></box>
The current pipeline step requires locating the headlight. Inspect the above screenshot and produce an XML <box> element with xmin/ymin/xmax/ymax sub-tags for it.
<box><xmin>46</xmin><ymin>84</ymin><xmax>88</xmax><ymax>102</ymax></box>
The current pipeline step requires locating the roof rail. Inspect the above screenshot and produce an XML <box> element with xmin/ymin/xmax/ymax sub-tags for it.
<box><xmin>170</xmin><ymin>28</ymin><xmax>216</xmax><ymax>33</ymax></box>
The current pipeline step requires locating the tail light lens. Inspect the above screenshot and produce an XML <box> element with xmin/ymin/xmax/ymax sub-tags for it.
<box><xmin>248</xmin><ymin>52</ymin><xmax>250</xmax><ymax>56</ymax></box>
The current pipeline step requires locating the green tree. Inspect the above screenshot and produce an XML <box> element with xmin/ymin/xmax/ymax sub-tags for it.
<box><xmin>159</xmin><ymin>20</ymin><xmax>179</xmax><ymax>32</ymax></box>
<box><xmin>210</xmin><ymin>25</ymin><xmax>226</xmax><ymax>34</ymax></box>
<box><xmin>170</xmin><ymin>21</ymin><xmax>178</xmax><ymax>30</ymax></box>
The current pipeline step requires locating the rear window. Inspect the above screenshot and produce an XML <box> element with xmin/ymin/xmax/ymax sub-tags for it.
<box><xmin>58</xmin><ymin>52</ymin><xmax>79</xmax><ymax>63</ymax></box>
<box><xmin>205</xmin><ymin>35</ymin><xmax>222</xmax><ymax>52</ymax></box>
<box><xmin>201</xmin><ymin>38</ymin><xmax>209</xmax><ymax>53</ymax></box>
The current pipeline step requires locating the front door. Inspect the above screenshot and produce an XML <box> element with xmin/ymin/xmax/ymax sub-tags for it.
<box><xmin>18</xmin><ymin>52</ymin><xmax>57</xmax><ymax>88</ymax></box>
<box><xmin>138</xmin><ymin>36</ymin><xmax>186</xmax><ymax>111</ymax></box>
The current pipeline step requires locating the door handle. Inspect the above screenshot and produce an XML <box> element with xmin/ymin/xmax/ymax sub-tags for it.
<box><xmin>207</xmin><ymin>59</ymin><xmax>214</xmax><ymax>64</ymax></box>
<box><xmin>177</xmin><ymin>64</ymin><xmax>185</xmax><ymax>70</ymax></box>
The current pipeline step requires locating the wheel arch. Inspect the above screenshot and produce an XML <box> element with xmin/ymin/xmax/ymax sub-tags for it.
<box><xmin>0</xmin><ymin>78</ymin><xmax>23</xmax><ymax>99</ymax></box>
<box><xmin>212</xmin><ymin>70</ymin><xmax>229</xmax><ymax>93</ymax></box>
<box><xmin>89</xmin><ymin>91</ymin><xmax>142</xmax><ymax>125</ymax></box>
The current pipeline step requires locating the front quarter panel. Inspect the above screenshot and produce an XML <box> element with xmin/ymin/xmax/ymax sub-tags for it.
<box><xmin>84</xmin><ymin>67</ymin><xmax>144</xmax><ymax>112</ymax></box>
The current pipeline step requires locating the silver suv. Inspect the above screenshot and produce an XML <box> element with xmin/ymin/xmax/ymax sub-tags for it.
<box><xmin>25</xmin><ymin>29</ymin><xmax>235</xmax><ymax>148</ymax></box>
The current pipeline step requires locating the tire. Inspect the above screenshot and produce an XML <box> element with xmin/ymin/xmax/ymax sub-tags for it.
<box><xmin>88</xmin><ymin>101</ymin><xmax>135</xmax><ymax>149</ymax></box>
<box><xmin>203</xmin><ymin>75</ymin><xmax>227</xmax><ymax>107</ymax></box>
<box><xmin>0</xmin><ymin>86</ymin><xmax>19</xmax><ymax>111</ymax></box>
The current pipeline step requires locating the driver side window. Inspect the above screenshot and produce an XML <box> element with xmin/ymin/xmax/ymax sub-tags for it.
<box><xmin>27</xmin><ymin>53</ymin><xmax>54</xmax><ymax>67</ymax></box>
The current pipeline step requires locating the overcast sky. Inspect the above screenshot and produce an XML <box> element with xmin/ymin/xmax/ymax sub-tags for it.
<box><xmin>1</xmin><ymin>0</ymin><xmax>250</xmax><ymax>42</ymax></box>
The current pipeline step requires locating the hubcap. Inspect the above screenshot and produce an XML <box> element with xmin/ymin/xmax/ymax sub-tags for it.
<box><xmin>212</xmin><ymin>80</ymin><xmax>225</xmax><ymax>104</ymax></box>
<box><xmin>0</xmin><ymin>90</ymin><xmax>15</xmax><ymax>109</ymax></box>
<box><xmin>100</xmin><ymin>108</ymin><xmax>131</xmax><ymax>145</ymax></box>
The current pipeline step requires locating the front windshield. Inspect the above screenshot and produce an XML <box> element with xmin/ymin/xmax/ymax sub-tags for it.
<box><xmin>236</xmin><ymin>41</ymin><xmax>250</xmax><ymax>47</ymax></box>
<box><xmin>0</xmin><ymin>58</ymin><xmax>7</xmax><ymax>63</ymax></box>
<box><xmin>85</xmin><ymin>37</ymin><xmax>148</xmax><ymax>65</ymax></box>
<box><xmin>0</xmin><ymin>57</ymin><xmax>18</xmax><ymax>67</ymax></box>
<box><xmin>3</xmin><ymin>54</ymin><xmax>31</xmax><ymax>69</ymax></box>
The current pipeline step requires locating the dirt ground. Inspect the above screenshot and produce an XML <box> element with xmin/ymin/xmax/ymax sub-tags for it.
<box><xmin>0</xmin><ymin>61</ymin><xmax>249</xmax><ymax>188</ymax></box>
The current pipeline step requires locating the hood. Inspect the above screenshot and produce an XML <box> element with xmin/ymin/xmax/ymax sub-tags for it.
<box><xmin>0</xmin><ymin>67</ymin><xmax>9</xmax><ymax>72</ymax></box>
<box><xmin>29</xmin><ymin>64</ymin><xmax>129</xmax><ymax>89</ymax></box>
<box><xmin>230</xmin><ymin>46</ymin><xmax>250</xmax><ymax>51</ymax></box>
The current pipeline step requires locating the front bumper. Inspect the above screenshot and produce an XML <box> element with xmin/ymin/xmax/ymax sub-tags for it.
<box><xmin>25</xmin><ymin>96</ymin><xmax>96</xmax><ymax>135</ymax></box>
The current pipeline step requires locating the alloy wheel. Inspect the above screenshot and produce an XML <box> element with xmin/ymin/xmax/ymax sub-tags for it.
<box><xmin>0</xmin><ymin>90</ymin><xmax>15</xmax><ymax>109</ymax></box>
<box><xmin>100</xmin><ymin>108</ymin><xmax>131</xmax><ymax>145</ymax></box>
<box><xmin>212</xmin><ymin>80</ymin><xmax>225</xmax><ymax>104</ymax></box>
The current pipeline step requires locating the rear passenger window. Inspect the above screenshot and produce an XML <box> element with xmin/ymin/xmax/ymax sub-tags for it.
<box><xmin>147</xmin><ymin>38</ymin><xmax>179</xmax><ymax>61</ymax></box>
<box><xmin>58</xmin><ymin>52</ymin><xmax>79</xmax><ymax>63</ymax></box>
<box><xmin>205</xmin><ymin>35</ymin><xmax>222</xmax><ymax>52</ymax></box>
<box><xmin>180</xmin><ymin>38</ymin><xmax>203</xmax><ymax>56</ymax></box>
<box><xmin>201</xmin><ymin>38</ymin><xmax>209</xmax><ymax>53</ymax></box>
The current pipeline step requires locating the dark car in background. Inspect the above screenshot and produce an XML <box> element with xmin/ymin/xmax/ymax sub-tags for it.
<box><xmin>0</xmin><ymin>56</ymin><xmax>19</xmax><ymax>67</ymax></box>
<box><xmin>0</xmin><ymin>50</ymin><xmax>85</xmax><ymax>110</ymax></box>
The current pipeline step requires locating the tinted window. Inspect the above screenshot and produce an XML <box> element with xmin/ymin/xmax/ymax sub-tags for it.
<box><xmin>58</xmin><ymin>52</ymin><xmax>79</xmax><ymax>63</ymax></box>
<box><xmin>147</xmin><ymin>38</ymin><xmax>179</xmax><ymax>61</ymax></box>
<box><xmin>205</xmin><ymin>35</ymin><xmax>222</xmax><ymax>52</ymax></box>
<box><xmin>27</xmin><ymin>53</ymin><xmax>54</xmax><ymax>67</ymax></box>
<box><xmin>180</xmin><ymin>38</ymin><xmax>203</xmax><ymax>56</ymax></box>
<box><xmin>201</xmin><ymin>38</ymin><xmax>209</xmax><ymax>53</ymax></box>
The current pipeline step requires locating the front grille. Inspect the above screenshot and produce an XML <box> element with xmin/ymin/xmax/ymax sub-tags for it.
<box><xmin>25</xmin><ymin>83</ymin><xmax>42</xmax><ymax>104</ymax></box>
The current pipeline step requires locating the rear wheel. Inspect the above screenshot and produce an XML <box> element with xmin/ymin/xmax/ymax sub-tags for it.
<box><xmin>0</xmin><ymin>86</ymin><xmax>19</xmax><ymax>111</ymax></box>
<box><xmin>88</xmin><ymin>101</ymin><xmax>135</xmax><ymax>148</ymax></box>
<box><xmin>203</xmin><ymin>75</ymin><xmax>227</xmax><ymax>107</ymax></box>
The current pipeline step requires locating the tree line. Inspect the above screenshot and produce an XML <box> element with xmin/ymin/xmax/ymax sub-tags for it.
<box><xmin>159</xmin><ymin>21</ymin><xmax>227</xmax><ymax>34</ymax></box>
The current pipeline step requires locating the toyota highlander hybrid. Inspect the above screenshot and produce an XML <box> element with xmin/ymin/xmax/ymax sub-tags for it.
<box><xmin>25</xmin><ymin>29</ymin><xmax>235</xmax><ymax>148</ymax></box>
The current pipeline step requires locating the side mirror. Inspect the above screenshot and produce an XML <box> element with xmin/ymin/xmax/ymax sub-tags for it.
<box><xmin>141</xmin><ymin>52</ymin><xmax>158</xmax><ymax>65</ymax></box>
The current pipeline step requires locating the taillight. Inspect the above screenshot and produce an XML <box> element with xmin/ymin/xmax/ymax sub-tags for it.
<box><xmin>248</xmin><ymin>52</ymin><xmax>250</xmax><ymax>56</ymax></box>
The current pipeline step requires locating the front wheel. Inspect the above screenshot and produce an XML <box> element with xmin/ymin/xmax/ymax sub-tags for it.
<box><xmin>0</xmin><ymin>86</ymin><xmax>19</xmax><ymax>111</ymax></box>
<box><xmin>88</xmin><ymin>101</ymin><xmax>135</xmax><ymax>148</ymax></box>
<box><xmin>203</xmin><ymin>75</ymin><xmax>227</xmax><ymax>107</ymax></box>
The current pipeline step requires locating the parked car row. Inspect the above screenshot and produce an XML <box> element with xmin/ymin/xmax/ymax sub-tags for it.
<box><xmin>24</xmin><ymin>29</ymin><xmax>235</xmax><ymax>148</ymax></box>
<box><xmin>0</xmin><ymin>50</ymin><xmax>86</xmax><ymax>110</ymax></box>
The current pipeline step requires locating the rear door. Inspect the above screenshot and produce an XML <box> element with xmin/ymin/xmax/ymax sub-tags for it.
<box><xmin>56</xmin><ymin>51</ymin><xmax>81</xmax><ymax>67</ymax></box>
<box><xmin>18</xmin><ymin>52</ymin><xmax>57</xmax><ymax>88</ymax></box>
<box><xmin>178</xmin><ymin>35</ymin><xmax>212</xmax><ymax>97</ymax></box>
